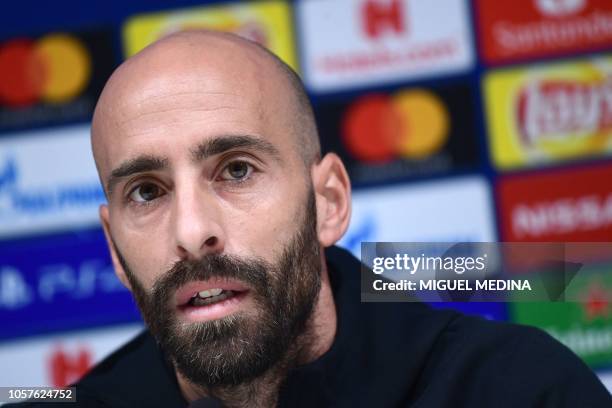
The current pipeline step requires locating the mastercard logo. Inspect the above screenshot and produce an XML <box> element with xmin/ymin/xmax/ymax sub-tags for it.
<box><xmin>342</xmin><ymin>89</ymin><xmax>450</xmax><ymax>163</ymax></box>
<box><xmin>0</xmin><ymin>34</ymin><xmax>91</xmax><ymax>108</ymax></box>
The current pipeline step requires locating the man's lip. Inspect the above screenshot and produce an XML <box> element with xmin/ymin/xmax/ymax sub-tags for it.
<box><xmin>175</xmin><ymin>279</ymin><xmax>250</xmax><ymax>306</ymax></box>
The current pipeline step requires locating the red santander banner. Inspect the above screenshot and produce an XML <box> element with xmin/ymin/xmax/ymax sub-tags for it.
<box><xmin>476</xmin><ymin>0</ymin><xmax>612</xmax><ymax>64</ymax></box>
<box><xmin>498</xmin><ymin>164</ymin><xmax>612</xmax><ymax>241</ymax></box>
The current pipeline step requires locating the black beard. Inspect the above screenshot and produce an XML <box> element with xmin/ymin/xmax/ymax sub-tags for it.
<box><xmin>114</xmin><ymin>190</ymin><xmax>321</xmax><ymax>388</ymax></box>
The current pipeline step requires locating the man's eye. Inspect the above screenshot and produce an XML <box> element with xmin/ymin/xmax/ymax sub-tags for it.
<box><xmin>220</xmin><ymin>161</ymin><xmax>253</xmax><ymax>181</ymax></box>
<box><xmin>129</xmin><ymin>183</ymin><xmax>164</xmax><ymax>203</ymax></box>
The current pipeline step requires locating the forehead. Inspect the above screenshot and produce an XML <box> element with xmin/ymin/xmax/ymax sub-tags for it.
<box><xmin>115</xmin><ymin>73</ymin><xmax>264</xmax><ymax>141</ymax></box>
<box><xmin>93</xmin><ymin>50</ymin><xmax>298</xmax><ymax>178</ymax></box>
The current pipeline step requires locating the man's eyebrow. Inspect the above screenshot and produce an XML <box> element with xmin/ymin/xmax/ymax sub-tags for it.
<box><xmin>191</xmin><ymin>135</ymin><xmax>282</xmax><ymax>162</ymax></box>
<box><xmin>106</xmin><ymin>156</ymin><xmax>168</xmax><ymax>197</ymax></box>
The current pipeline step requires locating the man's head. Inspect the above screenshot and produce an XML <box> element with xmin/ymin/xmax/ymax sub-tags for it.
<box><xmin>91</xmin><ymin>30</ymin><xmax>351</xmax><ymax>390</ymax></box>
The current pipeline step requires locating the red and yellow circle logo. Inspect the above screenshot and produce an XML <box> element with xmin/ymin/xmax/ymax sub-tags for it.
<box><xmin>0</xmin><ymin>34</ymin><xmax>91</xmax><ymax>107</ymax></box>
<box><xmin>342</xmin><ymin>89</ymin><xmax>450</xmax><ymax>163</ymax></box>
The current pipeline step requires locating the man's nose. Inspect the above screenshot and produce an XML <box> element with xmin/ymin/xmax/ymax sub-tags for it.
<box><xmin>172</xmin><ymin>183</ymin><xmax>225</xmax><ymax>260</ymax></box>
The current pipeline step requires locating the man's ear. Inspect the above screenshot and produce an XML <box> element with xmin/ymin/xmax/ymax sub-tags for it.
<box><xmin>311</xmin><ymin>153</ymin><xmax>352</xmax><ymax>247</ymax></box>
<box><xmin>100</xmin><ymin>204</ymin><xmax>132</xmax><ymax>291</ymax></box>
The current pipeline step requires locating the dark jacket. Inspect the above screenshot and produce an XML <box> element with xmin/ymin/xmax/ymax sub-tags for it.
<box><xmin>7</xmin><ymin>246</ymin><xmax>611</xmax><ymax>407</ymax></box>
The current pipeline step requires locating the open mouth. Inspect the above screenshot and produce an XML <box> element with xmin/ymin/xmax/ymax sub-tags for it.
<box><xmin>187</xmin><ymin>288</ymin><xmax>239</xmax><ymax>307</ymax></box>
<box><xmin>175</xmin><ymin>281</ymin><xmax>249</xmax><ymax>322</ymax></box>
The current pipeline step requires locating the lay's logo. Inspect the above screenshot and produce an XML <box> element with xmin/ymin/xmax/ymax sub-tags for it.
<box><xmin>483</xmin><ymin>57</ymin><xmax>612</xmax><ymax>170</ymax></box>
<box><xmin>517</xmin><ymin>77</ymin><xmax>612</xmax><ymax>145</ymax></box>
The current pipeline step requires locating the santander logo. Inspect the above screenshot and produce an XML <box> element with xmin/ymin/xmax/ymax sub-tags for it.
<box><xmin>516</xmin><ymin>76</ymin><xmax>612</xmax><ymax>145</ymax></box>
<box><xmin>478</xmin><ymin>0</ymin><xmax>612</xmax><ymax>63</ymax></box>
<box><xmin>535</xmin><ymin>0</ymin><xmax>586</xmax><ymax>17</ymax></box>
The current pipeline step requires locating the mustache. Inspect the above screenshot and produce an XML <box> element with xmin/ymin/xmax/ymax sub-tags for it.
<box><xmin>150</xmin><ymin>253</ymin><xmax>272</xmax><ymax>301</ymax></box>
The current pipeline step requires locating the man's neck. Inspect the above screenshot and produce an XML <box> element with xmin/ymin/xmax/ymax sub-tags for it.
<box><xmin>177</xmin><ymin>255</ymin><xmax>337</xmax><ymax>407</ymax></box>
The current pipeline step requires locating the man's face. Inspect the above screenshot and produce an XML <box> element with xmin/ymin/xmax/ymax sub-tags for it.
<box><xmin>117</xmin><ymin>190</ymin><xmax>321</xmax><ymax>386</ymax></box>
<box><xmin>93</xmin><ymin>40</ymin><xmax>324</xmax><ymax>387</ymax></box>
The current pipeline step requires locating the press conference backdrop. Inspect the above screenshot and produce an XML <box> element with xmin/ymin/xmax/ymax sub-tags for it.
<box><xmin>1</xmin><ymin>0</ymin><xmax>611</xmax><ymax>392</ymax></box>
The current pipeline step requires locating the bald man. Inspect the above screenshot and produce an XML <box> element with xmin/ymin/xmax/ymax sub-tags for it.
<box><xmin>8</xmin><ymin>31</ymin><xmax>610</xmax><ymax>408</ymax></box>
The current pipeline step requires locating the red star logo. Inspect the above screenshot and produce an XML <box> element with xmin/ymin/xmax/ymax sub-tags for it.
<box><xmin>581</xmin><ymin>283</ymin><xmax>610</xmax><ymax>321</ymax></box>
